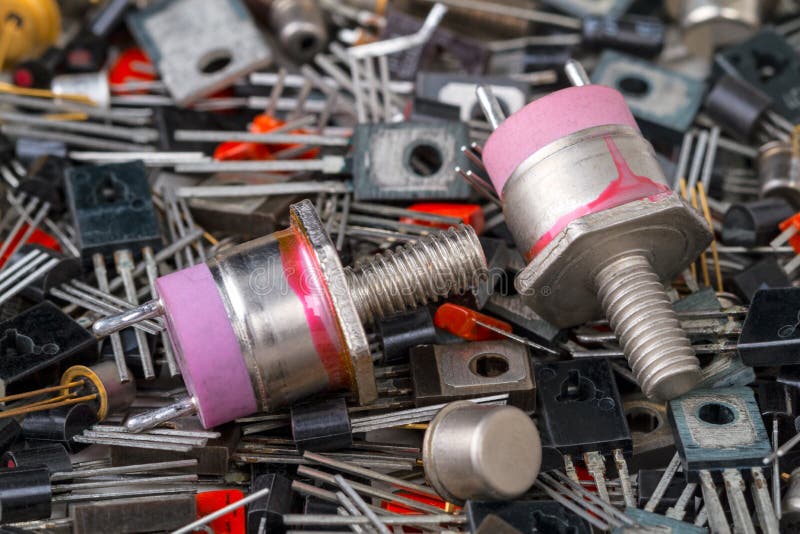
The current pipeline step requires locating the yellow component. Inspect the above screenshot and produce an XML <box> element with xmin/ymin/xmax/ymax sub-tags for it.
<box><xmin>0</xmin><ymin>81</ymin><xmax>96</xmax><ymax>105</ymax></box>
<box><xmin>399</xmin><ymin>423</ymin><xmax>429</xmax><ymax>430</ymax></box>
<box><xmin>61</xmin><ymin>365</ymin><xmax>109</xmax><ymax>420</ymax></box>
<box><xmin>0</xmin><ymin>0</ymin><xmax>61</xmax><ymax>67</ymax></box>
<box><xmin>43</xmin><ymin>112</ymin><xmax>89</xmax><ymax>121</ymax></box>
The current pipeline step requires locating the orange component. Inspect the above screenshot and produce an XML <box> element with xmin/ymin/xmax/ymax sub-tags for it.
<box><xmin>0</xmin><ymin>225</ymin><xmax>60</xmax><ymax>268</ymax></box>
<box><xmin>381</xmin><ymin>491</ymin><xmax>461</xmax><ymax>515</ymax></box>
<box><xmin>400</xmin><ymin>203</ymin><xmax>485</xmax><ymax>234</ymax></box>
<box><xmin>213</xmin><ymin>114</ymin><xmax>320</xmax><ymax>161</ymax></box>
<box><xmin>108</xmin><ymin>49</ymin><xmax>156</xmax><ymax>95</ymax></box>
<box><xmin>194</xmin><ymin>490</ymin><xmax>246</xmax><ymax>534</ymax></box>
<box><xmin>433</xmin><ymin>303</ymin><xmax>511</xmax><ymax>341</ymax></box>
<box><xmin>779</xmin><ymin>213</ymin><xmax>800</xmax><ymax>253</ymax></box>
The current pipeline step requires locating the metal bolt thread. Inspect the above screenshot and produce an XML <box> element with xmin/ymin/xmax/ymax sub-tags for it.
<box><xmin>345</xmin><ymin>225</ymin><xmax>487</xmax><ymax>324</ymax></box>
<box><xmin>594</xmin><ymin>253</ymin><xmax>701</xmax><ymax>401</ymax></box>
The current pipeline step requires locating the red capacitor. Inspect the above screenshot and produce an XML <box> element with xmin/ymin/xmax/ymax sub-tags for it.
<box><xmin>213</xmin><ymin>114</ymin><xmax>320</xmax><ymax>161</ymax></box>
<box><xmin>194</xmin><ymin>490</ymin><xmax>246</xmax><ymax>534</ymax></box>
<box><xmin>400</xmin><ymin>203</ymin><xmax>485</xmax><ymax>234</ymax></box>
<box><xmin>433</xmin><ymin>303</ymin><xmax>511</xmax><ymax>341</ymax></box>
<box><xmin>779</xmin><ymin>213</ymin><xmax>800</xmax><ymax>253</ymax></box>
<box><xmin>109</xmin><ymin>49</ymin><xmax>156</xmax><ymax>95</ymax></box>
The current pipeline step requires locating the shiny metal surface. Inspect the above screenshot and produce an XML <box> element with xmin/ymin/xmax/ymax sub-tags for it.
<box><xmin>271</xmin><ymin>0</ymin><xmax>329</xmax><ymax>61</ymax></box>
<box><xmin>291</xmin><ymin>200</ymin><xmax>377</xmax><ymax>406</ymax></box>
<box><xmin>758</xmin><ymin>140</ymin><xmax>800</xmax><ymax>209</ymax></box>
<box><xmin>503</xmin><ymin>125</ymin><xmax>669</xmax><ymax>260</ymax></box>
<box><xmin>515</xmin><ymin>193</ymin><xmax>711</xmax><ymax>328</ymax></box>
<box><xmin>784</xmin><ymin>468</ymin><xmax>800</xmax><ymax>514</ymax></box>
<box><xmin>679</xmin><ymin>0</ymin><xmax>761</xmax><ymax>56</ymax></box>
<box><xmin>422</xmin><ymin>401</ymin><xmax>541</xmax><ymax>503</ymax></box>
<box><xmin>209</xmin><ymin>214</ymin><xmax>355</xmax><ymax>411</ymax></box>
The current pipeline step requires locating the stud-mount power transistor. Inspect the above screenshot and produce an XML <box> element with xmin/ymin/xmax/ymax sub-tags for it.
<box><xmin>94</xmin><ymin>200</ymin><xmax>487</xmax><ymax>430</ymax></box>
<box><xmin>477</xmin><ymin>61</ymin><xmax>713</xmax><ymax>401</ymax></box>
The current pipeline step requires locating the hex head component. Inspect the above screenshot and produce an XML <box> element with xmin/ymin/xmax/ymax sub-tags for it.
<box><xmin>289</xmin><ymin>200</ymin><xmax>377</xmax><ymax>406</ymax></box>
<box><xmin>515</xmin><ymin>193</ymin><xmax>712</xmax><ymax>329</ymax></box>
<box><xmin>422</xmin><ymin>401</ymin><xmax>542</xmax><ymax>503</ymax></box>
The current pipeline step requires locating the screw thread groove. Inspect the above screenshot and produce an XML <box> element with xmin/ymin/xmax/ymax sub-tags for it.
<box><xmin>346</xmin><ymin>225</ymin><xmax>486</xmax><ymax>324</ymax></box>
<box><xmin>595</xmin><ymin>253</ymin><xmax>700</xmax><ymax>400</ymax></box>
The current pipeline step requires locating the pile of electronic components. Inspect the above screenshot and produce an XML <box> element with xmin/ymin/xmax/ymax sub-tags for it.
<box><xmin>2</xmin><ymin>0</ymin><xmax>800</xmax><ymax>532</ymax></box>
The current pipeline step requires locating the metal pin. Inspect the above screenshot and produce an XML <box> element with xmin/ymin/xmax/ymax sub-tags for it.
<box><xmin>80</xmin><ymin>429</ymin><xmax>207</xmax><ymax>447</ymax></box>
<box><xmin>473</xmin><ymin>319</ymin><xmax>558</xmax><ymax>354</ymax></box>
<box><xmin>304</xmin><ymin>451</ymin><xmax>440</xmax><ymax>500</ymax></box>
<box><xmin>0</xmin><ymin>164</ymin><xmax>20</xmax><ymax>188</ymax></box>
<box><xmin>143</xmin><ymin>247</ymin><xmax>179</xmax><ymax>376</ymax></box>
<box><xmin>54</xmin><ymin>284</ymin><xmax>161</xmax><ymax>335</ymax></box>
<box><xmin>0</xmin><ymin>257</ymin><xmax>59</xmax><ymax>306</ymax></box>
<box><xmin>170</xmin><ymin>487</ymin><xmax>270</xmax><ymax>534</ymax></box>
<box><xmin>52</xmin><ymin>474</ymin><xmax>198</xmax><ymax>493</ymax></box>
<box><xmin>548</xmin><ymin>473</ymin><xmax>633</xmax><ymax>529</ymax></box>
<box><xmin>533</xmin><ymin>479</ymin><xmax>610</xmax><ymax>530</ymax></box>
<box><xmin>644</xmin><ymin>452</ymin><xmax>681</xmax><ymax>512</ymax></box>
<box><xmin>2</xmin><ymin>200</ymin><xmax>51</xmax><ymax>267</ymax></box>
<box><xmin>582</xmin><ymin>451</ymin><xmax>610</xmax><ymax>503</ymax></box>
<box><xmin>50</xmin><ymin>459</ymin><xmax>198</xmax><ymax>481</ymax></box>
<box><xmin>104</xmin><ymin>229</ymin><xmax>204</xmax><ymax>295</ymax></box>
<box><xmin>686</xmin><ymin>130</ymin><xmax>709</xmax><ymax>192</ymax></box>
<box><xmin>265</xmin><ymin>67</ymin><xmax>288</xmax><ymax>118</ymax></box>
<box><xmin>0</xmin><ymin>110</ymin><xmax>159</xmax><ymax>143</ymax></box>
<box><xmin>124</xmin><ymin>395</ymin><xmax>197</xmax><ymax>433</ymax></box>
<box><xmin>750</xmin><ymin>467</ymin><xmax>780</xmax><ymax>534</ymax></box>
<box><xmin>613</xmin><ymin>449</ymin><xmax>636</xmax><ymax>508</ymax></box>
<box><xmin>768</xmin><ymin>419</ymin><xmax>781</xmax><ymax>522</ymax></box>
<box><xmin>475</xmin><ymin>85</ymin><xmax>506</xmax><ymax>130</ymax></box>
<box><xmin>348</xmin><ymin>54</ymin><xmax>368</xmax><ymax>123</ymax></box>
<box><xmin>335</xmin><ymin>494</ymin><xmax>366</xmax><ymax>534</ymax></box>
<box><xmin>564</xmin><ymin>59</ymin><xmax>590</xmax><ymax>87</ymax></box>
<box><xmin>92</xmin><ymin>299</ymin><xmax>163</xmax><ymax>338</ymax></box>
<box><xmin>0</xmin><ymin>196</ymin><xmax>40</xmax><ymax>266</ymax></box>
<box><xmin>174</xmin><ymin>156</ymin><xmax>346</xmax><ymax>174</ymax></box>
<box><xmin>665</xmin><ymin>482</ymin><xmax>697</xmax><ymax>520</ymax></box>
<box><xmin>1</xmin><ymin>124</ymin><xmax>154</xmax><ymax>152</ymax></box>
<box><xmin>280</xmin><ymin>515</ymin><xmax>464</xmax><ymax>527</ymax></box>
<box><xmin>542</xmin><ymin>473</ymin><xmax>625</xmax><ymax>526</ymax></box>
<box><xmin>53</xmin><ymin>487</ymin><xmax>196</xmax><ymax>504</ymax></box>
<box><xmin>764</xmin><ymin>429</ymin><xmax>800</xmax><ymax>465</ymax></box>
<box><xmin>563</xmin><ymin>454</ymin><xmax>580</xmax><ymax>483</ymax></box>
<box><xmin>298</xmin><ymin>466</ymin><xmax>443</xmax><ymax>515</ymax></box>
<box><xmin>0</xmin><ymin>249</ymin><xmax>46</xmax><ymax>293</ymax></box>
<box><xmin>334</xmin><ymin>475</ymin><xmax>391</xmax><ymax>534</ymax></box>
<box><xmin>378</xmin><ymin>55</ymin><xmax>392</xmax><ymax>122</ymax></box>
<box><xmin>115</xmin><ymin>250</ymin><xmax>155</xmax><ymax>379</ymax></box>
<box><xmin>723</xmin><ymin>468</ymin><xmax>756</xmax><ymax>534</ymax></box>
<box><xmin>72</xmin><ymin>435</ymin><xmax>193</xmax><ymax>452</ymax></box>
<box><xmin>92</xmin><ymin>253</ymin><xmax>129</xmax><ymax>382</ymax></box>
<box><xmin>699</xmin><ymin>470</ymin><xmax>731</xmax><ymax>534</ymax></box>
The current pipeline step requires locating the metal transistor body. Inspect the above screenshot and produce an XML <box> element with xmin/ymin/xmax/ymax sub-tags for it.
<box><xmin>422</xmin><ymin>401</ymin><xmax>542</xmax><ymax>504</ymax></box>
<box><xmin>94</xmin><ymin>200</ymin><xmax>487</xmax><ymax>429</ymax></box>
<box><xmin>479</xmin><ymin>65</ymin><xmax>712</xmax><ymax>401</ymax></box>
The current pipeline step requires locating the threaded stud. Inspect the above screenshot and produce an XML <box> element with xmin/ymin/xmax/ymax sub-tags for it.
<box><xmin>594</xmin><ymin>253</ymin><xmax>701</xmax><ymax>401</ymax></box>
<box><xmin>345</xmin><ymin>225</ymin><xmax>487</xmax><ymax>324</ymax></box>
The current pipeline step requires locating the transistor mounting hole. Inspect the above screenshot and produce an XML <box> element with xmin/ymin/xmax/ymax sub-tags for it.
<box><xmin>407</xmin><ymin>143</ymin><xmax>443</xmax><ymax>177</ymax></box>
<box><xmin>470</xmin><ymin>353</ymin><xmax>509</xmax><ymax>378</ymax></box>
<box><xmin>697</xmin><ymin>402</ymin><xmax>735</xmax><ymax>425</ymax></box>
<box><xmin>298</xmin><ymin>34</ymin><xmax>318</xmax><ymax>52</ymax></box>
<box><xmin>618</xmin><ymin>76</ymin><xmax>650</xmax><ymax>96</ymax></box>
<box><xmin>626</xmin><ymin>406</ymin><xmax>661</xmax><ymax>434</ymax></box>
<box><xmin>198</xmin><ymin>49</ymin><xmax>233</xmax><ymax>74</ymax></box>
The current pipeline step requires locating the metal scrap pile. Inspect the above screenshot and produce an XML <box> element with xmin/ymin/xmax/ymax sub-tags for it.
<box><xmin>1</xmin><ymin>0</ymin><xmax>800</xmax><ymax>532</ymax></box>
